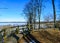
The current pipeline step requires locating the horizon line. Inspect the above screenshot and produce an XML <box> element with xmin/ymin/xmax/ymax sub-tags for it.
<box><xmin>0</xmin><ymin>22</ymin><xmax>27</xmax><ymax>23</ymax></box>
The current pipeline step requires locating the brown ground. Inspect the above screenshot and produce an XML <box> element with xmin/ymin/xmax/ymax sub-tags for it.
<box><xmin>31</xmin><ymin>29</ymin><xmax>60</xmax><ymax>43</ymax></box>
<box><xmin>6</xmin><ymin>29</ymin><xmax>59</xmax><ymax>43</ymax></box>
<box><xmin>19</xmin><ymin>37</ymin><xmax>27</xmax><ymax>43</ymax></box>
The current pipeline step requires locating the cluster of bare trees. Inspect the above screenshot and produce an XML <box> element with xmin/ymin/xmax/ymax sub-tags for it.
<box><xmin>23</xmin><ymin>0</ymin><xmax>42</xmax><ymax>30</ymax></box>
<box><xmin>23</xmin><ymin>0</ymin><xmax>59</xmax><ymax>30</ymax></box>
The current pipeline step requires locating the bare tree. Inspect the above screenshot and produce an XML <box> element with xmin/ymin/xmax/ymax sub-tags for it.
<box><xmin>23</xmin><ymin>0</ymin><xmax>43</xmax><ymax>31</ymax></box>
<box><xmin>43</xmin><ymin>14</ymin><xmax>53</xmax><ymax>28</ymax></box>
<box><xmin>23</xmin><ymin>1</ymin><xmax>34</xmax><ymax>30</ymax></box>
<box><xmin>36</xmin><ymin>0</ymin><xmax>42</xmax><ymax>29</ymax></box>
<box><xmin>52</xmin><ymin>0</ymin><xmax>56</xmax><ymax>28</ymax></box>
<box><xmin>33</xmin><ymin>0</ymin><xmax>37</xmax><ymax>30</ymax></box>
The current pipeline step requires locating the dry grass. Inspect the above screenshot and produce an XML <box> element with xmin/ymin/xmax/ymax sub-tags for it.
<box><xmin>31</xmin><ymin>29</ymin><xmax>60</xmax><ymax>43</ymax></box>
<box><xmin>19</xmin><ymin>37</ymin><xmax>27</xmax><ymax>43</ymax></box>
<box><xmin>4</xmin><ymin>37</ymin><xmax>17</xmax><ymax>43</ymax></box>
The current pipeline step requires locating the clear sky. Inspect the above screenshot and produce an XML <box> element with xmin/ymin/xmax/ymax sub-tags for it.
<box><xmin>0</xmin><ymin>0</ymin><xmax>60</xmax><ymax>22</ymax></box>
<box><xmin>0</xmin><ymin>0</ymin><xmax>30</xmax><ymax>22</ymax></box>
<box><xmin>41</xmin><ymin>0</ymin><xmax>60</xmax><ymax>21</ymax></box>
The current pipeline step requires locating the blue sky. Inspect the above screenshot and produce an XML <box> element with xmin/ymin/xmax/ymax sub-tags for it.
<box><xmin>0</xmin><ymin>0</ymin><xmax>60</xmax><ymax>22</ymax></box>
<box><xmin>41</xmin><ymin>0</ymin><xmax>60</xmax><ymax>21</ymax></box>
<box><xmin>0</xmin><ymin>0</ymin><xmax>29</xmax><ymax>22</ymax></box>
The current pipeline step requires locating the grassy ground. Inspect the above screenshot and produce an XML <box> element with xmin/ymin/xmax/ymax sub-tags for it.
<box><xmin>31</xmin><ymin>29</ymin><xmax>60</xmax><ymax>43</ymax></box>
<box><xmin>3</xmin><ymin>28</ymin><xmax>60</xmax><ymax>43</ymax></box>
<box><xmin>4</xmin><ymin>36</ymin><xmax>17</xmax><ymax>43</ymax></box>
<box><xmin>19</xmin><ymin>37</ymin><xmax>27</xmax><ymax>43</ymax></box>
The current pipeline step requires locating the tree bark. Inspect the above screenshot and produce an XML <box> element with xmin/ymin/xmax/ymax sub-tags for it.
<box><xmin>52</xmin><ymin>0</ymin><xmax>56</xmax><ymax>28</ymax></box>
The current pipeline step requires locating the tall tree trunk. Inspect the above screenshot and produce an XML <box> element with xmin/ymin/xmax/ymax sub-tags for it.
<box><xmin>38</xmin><ymin>7</ymin><xmax>40</xmax><ymax>29</ymax></box>
<box><xmin>33</xmin><ymin>7</ymin><xmax>36</xmax><ymax>30</ymax></box>
<box><xmin>38</xmin><ymin>0</ymin><xmax>42</xmax><ymax>30</ymax></box>
<box><xmin>52</xmin><ymin>0</ymin><xmax>56</xmax><ymax>28</ymax></box>
<box><xmin>30</xmin><ymin>13</ymin><xmax>33</xmax><ymax>30</ymax></box>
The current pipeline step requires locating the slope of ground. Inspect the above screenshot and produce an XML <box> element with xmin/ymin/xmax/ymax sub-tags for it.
<box><xmin>31</xmin><ymin>29</ymin><xmax>60</xmax><ymax>43</ymax></box>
